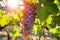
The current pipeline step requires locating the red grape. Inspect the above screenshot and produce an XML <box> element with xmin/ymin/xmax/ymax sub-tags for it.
<box><xmin>20</xmin><ymin>1</ymin><xmax>37</xmax><ymax>38</ymax></box>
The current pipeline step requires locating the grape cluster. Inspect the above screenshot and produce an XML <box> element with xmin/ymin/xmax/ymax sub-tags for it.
<box><xmin>20</xmin><ymin>1</ymin><xmax>36</xmax><ymax>38</ymax></box>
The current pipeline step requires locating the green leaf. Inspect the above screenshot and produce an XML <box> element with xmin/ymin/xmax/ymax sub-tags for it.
<box><xmin>33</xmin><ymin>25</ymin><xmax>38</xmax><ymax>32</ymax></box>
<box><xmin>38</xmin><ymin>0</ymin><xmax>55</xmax><ymax>4</ymax></box>
<box><xmin>37</xmin><ymin>25</ymin><xmax>43</xmax><ymax>35</ymax></box>
<box><xmin>33</xmin><ymin>19</ymin><xmax>43</xmax><ymax>35</ymax></box>
<box><xmin>58</xmin><ymin>0</ymin><xmax>60</xmax><ymax>2</ymax></box>
<box><xmin>56</xmin><ymin>27</ymin><xmax>60</xmax><ymax>35</ymax></box>
<box><xmin>0</xmin><ymin>13</ymin><xmax>10</xmax><ymax>27</ymax></box>
<box><xmin>37</xmin><ymin>3</ymin><xmax>59</xmax><ymax>24</ymax></box>
<box><xmin>33</xmin><ymin>25</ymin><xmax>43</xmax><ymax>35</ymax></box>
<box><xmin>47</xmin><ymin>15</ymin><xmax>60</xmax><ymax>28</ymax></box>
<box><xmin>46</xmin><ymin>15</ymin><xmax>52</xmax><ymax>25</ymax></box>
<box><xmin>0</xmin><ymin>10</ymin><xmax>3</xmax><ymax>14</ymax></box>
<box><xmin>52</xmin><ymin>15</ymin><xmax>60</xmax><ymax>26</ymax></box>
<box><xmin>37</xmin><ymin>5</ymin><xmax>49</xmax><ymax>23</ymax></box>
<box><xmin>50</xmin><ymin>28</ymin><xmax>57</xmax><ymax>35</ymax></box>
<box><xmin>45</xmin><ymin>3</ymin><xmax>59</xmax><ymax>14</ymax></box>
<box><xmin>10</xmin><ymin>16</ymin><xmax>20</xmax><ymax>25</ymax></box>
<box><xmin>0</xmin><ymin>13</ymin><xmax>2</xmax><ymax>19</ymax></box>
<box><xmin>46</xmin><ymin>0</ymin><xmax>55</xmax><ymax>2</ymax></box>
<box><xmin>9</xmin><ymin>29</ymin><xmax>20</xmax><ymax>37</ymax></box>
<box><xmin>49</xmin><ymin>23</ymin><xmax>56</xmax><ymax>28</ymax></box>
<box><xmin>38</xmin><ymin>0</ymin><xmax>45</xmax><ymax>4</ymax></box>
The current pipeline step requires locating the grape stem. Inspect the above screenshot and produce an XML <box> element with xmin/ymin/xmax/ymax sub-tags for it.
<box><xmin>41</xmin><ymin>25</ymin><xmax>46</xmax><ymax>40</ymax></box>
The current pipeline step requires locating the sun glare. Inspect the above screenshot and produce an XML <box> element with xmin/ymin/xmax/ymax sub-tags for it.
<box><xmin>18</xmin><ymin>0</ymin><xmax>24</xmax><ymax>5</ymax></box>
<box><xmin>7</xmin><ymin>0</ymin><xmax>18</xmax><ymax>8</ymax></box>
<box><xmin>7</xmin><ymin>0</ymin><xmax>25</xmax><ymax>10</ymax></box>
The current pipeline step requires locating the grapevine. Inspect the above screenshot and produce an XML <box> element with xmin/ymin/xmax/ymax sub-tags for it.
<box><xmin>0</xmin><ymin>0</ymin><xmax>60</xmax><ymax>40</ymax></box>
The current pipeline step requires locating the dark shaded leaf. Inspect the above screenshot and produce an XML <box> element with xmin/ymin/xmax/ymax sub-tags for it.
<box><xmin>46</xmin><ymin>0</ymin><xmax>55</xmax><ymax>2</ymax></box>
<box><xmin>58</xmin><ymin>0</ymin><xmax>60</xmax><ymax>2</ymax></box>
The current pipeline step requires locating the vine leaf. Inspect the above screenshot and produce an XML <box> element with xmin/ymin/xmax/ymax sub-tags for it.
<box><xmin>58</xmin><ymin>0</ymin><xmax>60</xmax><ymax>2</ymax></box>
<box><xmin>38</xmin><ymin>0</ymin><xmax>55</xmax><ymax>4</ymax></box>
<box><xmin>33</xmin><ymin>19</ymin><xmax>43</xmax><ymax>35</ymax></box>
<box><xmin>46</xmin><ymin>0</ymin><xmax>55</xmax><ymax>3</ymax></box>
<box><xmin>37</xmin><ymin>3</ymin><xmax>59</xmax><ymax>24</ymax></box>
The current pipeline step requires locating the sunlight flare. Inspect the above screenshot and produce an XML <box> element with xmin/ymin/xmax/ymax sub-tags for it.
<box><xmin>7</xmin><ymin>0</ymin><xmax>18</xmax><ymax>8</ymax></box>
